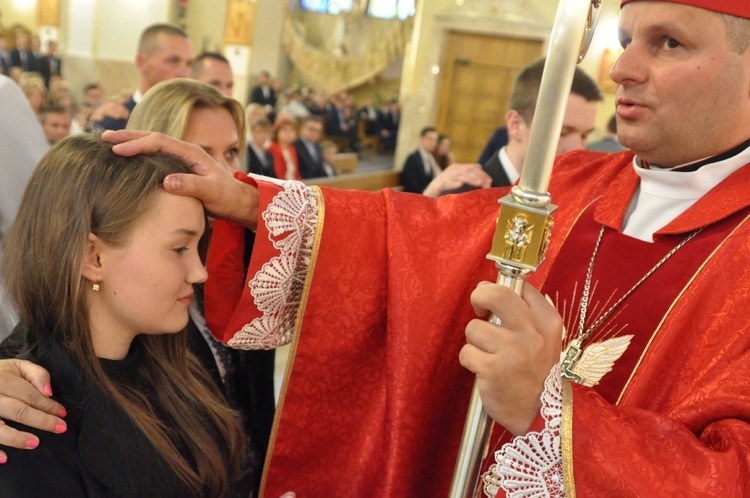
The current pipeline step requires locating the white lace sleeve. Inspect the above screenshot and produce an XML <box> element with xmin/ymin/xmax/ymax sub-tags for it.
<box><xmin>482</xmin><ymin>364</ymin><xmax>564</xmax><ymax>498</ymax></box>
<box><xmin>226</xmin><ymin>180</ymin><xmax>320</xmax><ymax>350</ymax></box>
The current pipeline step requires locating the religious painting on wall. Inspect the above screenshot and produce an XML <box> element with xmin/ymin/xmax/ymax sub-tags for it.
<box><xmin>598</xmin><ymin>48</ymin><xmax>620</xmax><ymax>94</ymax></box>
<box><xmin>224</xmin><ymin>0</ymin><xmax>256</xmax><ymax>46</ymax></box>
<box><xmin>38</xmin><ymin>0</ymin><xmax>60</xmax><ymax>26</ymax></box>
<box><xmin>173</xmin><ymin>0</ymin><xmax>189</xmax><ymax>29</ymax></box>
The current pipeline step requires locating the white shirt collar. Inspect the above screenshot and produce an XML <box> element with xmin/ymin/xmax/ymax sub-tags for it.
<box><xmin>498</xmin><ymin>147</ymin><xmax>520</xmax><ymax>185</ymax></box>
<box><xmin>623</xmin><ymin>147</ymin><xmax>750</xmax><ymax>241</ymax></box>
<box><xmin>632</xmin><ymin>147</ymin><xmax>750</xmax><ymax>201</ymax></box>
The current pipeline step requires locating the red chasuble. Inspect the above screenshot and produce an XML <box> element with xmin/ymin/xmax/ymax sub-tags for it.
<box><xmin>207</xmin><ymin>149</ymin><xmax>750</xmax><ymax>497</ymax></box>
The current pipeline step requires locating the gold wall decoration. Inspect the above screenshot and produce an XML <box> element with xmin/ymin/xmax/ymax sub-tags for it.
<box><xmin>174</xmin><ymin>0</ymin><xmax>189</xmax><ymax>30</ymax></box>
<box><xmin>282</xmin><ymin>13</ymin><xmax>413</xmax><ymax>94</ymax></box>
<box><xmin>38</xmin><ymin>0</ymin><xmax>60</xmax><ymax>26</ymax></box>
<box><xmin>598</xmin><ymin>48</ymin><xmax>620</xmax><ymax>94</ymax></box>
<box><xmin>224</xmin><ymin>0</ymin><xmax>256</xmax><ymax>46</ymax></box>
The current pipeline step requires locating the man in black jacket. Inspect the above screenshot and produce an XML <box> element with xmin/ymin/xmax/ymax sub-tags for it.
<box><xmin>91</xmin><ymin>24</ymin><xmax>193</xmax><ymax>131</ymax></box>
<box><xmin>294</xmin><ymin>116</ymin><xmax>330</xmax><ymax>179</ymax></box>
<box><xmin>37</xmin><ymin>40</ymin><xmax>63</xmax><ymax>88</ymax></box>
<box><xmin>246</xmin><ymin>120</ymin><xmax>275</xmax><ymax>177</ymax></box>
<box><xmin>249</xmin><ymin>71</ymin><xmax>277</xmax><ymax>122</ymax></box>
<box><xmin>400</xmin><ymin>126</ymin><xmax>439</xmax><ymax>194</ymax></box>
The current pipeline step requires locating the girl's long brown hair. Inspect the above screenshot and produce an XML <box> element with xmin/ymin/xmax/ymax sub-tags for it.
<box><xmin>2</xmin><ymin>133</ymin><xmax>246</xmax><ymax>495</ymax></box>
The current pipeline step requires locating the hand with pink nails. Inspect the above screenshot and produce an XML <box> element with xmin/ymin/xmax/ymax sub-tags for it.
<box><xmin>0</xmin><ymin>359</ymin><xmax>67</xmax><ymax>463</ymax></box>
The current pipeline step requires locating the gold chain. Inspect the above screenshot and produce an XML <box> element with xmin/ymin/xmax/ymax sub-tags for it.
<box><xmin>561</xmin><ymin>225</ymin><xmax>702</xmax><ymax>382</ymax></box>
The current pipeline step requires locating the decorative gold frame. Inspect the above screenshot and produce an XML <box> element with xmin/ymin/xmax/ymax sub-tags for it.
<box><xmin>38</xmin><ymin>0</ymin><xmax>60</xmax><ymax>26</ymax></box>
<box><xmin>224</xmin><ymin>0</ymin><xmax>256</xmax><ymax>46</ymax></box>
<box><xmin>598</xmin><ymin>48</ymin><xmax>620</xmax><ymax>94</ymax></box>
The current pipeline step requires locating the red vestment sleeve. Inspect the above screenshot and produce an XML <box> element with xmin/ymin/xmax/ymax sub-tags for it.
<box><xmin>205</xmin><ymin>201</ymin><xmax>245</xmax><ymax>335</ymax></box>
<box><xmin>205</xmin><ymin>175</ymin><xmax>288</xmax><ymax>345</ymax></box>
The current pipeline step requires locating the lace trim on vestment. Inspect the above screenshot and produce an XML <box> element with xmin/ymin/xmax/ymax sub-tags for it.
<box><xmin>227</xmin><ymin>181</ymin><xmax>319</xmax><ymax>349</ymax></box>
<box><xmin>482</xmin><ymin>364</ymin><xmax>564</xmax><ymax>498</ymax></box>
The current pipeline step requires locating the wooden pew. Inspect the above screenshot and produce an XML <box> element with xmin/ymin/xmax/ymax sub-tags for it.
<box><xmin>331</xmin><ymin>152</ymin><xmax>358</xmax><ymax>174</ymax></box>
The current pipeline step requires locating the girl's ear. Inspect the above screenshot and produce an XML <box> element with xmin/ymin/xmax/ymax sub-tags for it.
<box><xmin>81</xmin><ymin>233</ymin><xmax>104</xmax><ymax>283</ymax></box>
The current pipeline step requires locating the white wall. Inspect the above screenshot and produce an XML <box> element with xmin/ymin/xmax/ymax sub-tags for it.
<box><xmin>66</xmin><ymin>0</ymin><xmax>95</xmax><ymax>56</ymax></box>
<box><xmin>247</xmin><ymin>0</ymin><xmax>288</xmax><ymax>89</ymax></box>
<box><xmin>95</xmin><ymin>0</ymin><xmax>170</xmax><ymax>60</ymax></box>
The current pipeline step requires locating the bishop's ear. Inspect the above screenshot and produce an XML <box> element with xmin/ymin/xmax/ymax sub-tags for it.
<box><xmin>80</xmin><ymin>233</ymin><xmax>104</xmax><ymax>283</ymax></box>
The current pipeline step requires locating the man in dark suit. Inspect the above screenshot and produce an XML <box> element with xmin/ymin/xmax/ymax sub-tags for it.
<box><xmin>249</xmin><ymin>71</ymin><xmax>276</xmax><ymax>122</ymax></box>
<box><xmin>0</xmin><ymin>38</ymin><xmax>13</xmax><ymax>75</ymax></box>
<box><xmin>326</xmin><ymin>95</ymin><xmax>346</xmax><ymax>135</ymax></box>
<box><xmin>358</xmin><ymin>97</ymin><xmax>383</xmax><ymax>136</ymax></box>
<box><xmin>37</xmin><ymin>40</ymin><xmax>63</xmax><ymax>88</ymax></box>
<box><xmin>10</xmin><ymin>33</ymin><xmax>36</xmax><ymax>73</ymax></box>
<box><xmin>401</xmin><ymin>126</ymin><xmax>440</xmax><ymax>194</ymax></box>
<box><xmin>246</xmin><ymin>119</ymin><xmax>275</xmax><ymax>177</ymax></box>
<box><xmin>326</xmin><ymin>93</ymin><xmax>359</xmax><ymax>152</ymax></box>
<box><xmin>294</xmin><ymin>116</ymin><xmax>329</xmax><ymax>178</ymax></box>
<box><xmin>29</xmin><ymin>36</ymin><xmax>43</xmax><ymax>72</ymax></box>
<box><xmin>92</xmin><ymin>23</ymin><xmax>193</xmax><ymax>131</ymax></box>
<box><xmin>380</xmin><ymin>99</ymin><xmax>400</xmax><ymax>152</ymax></box>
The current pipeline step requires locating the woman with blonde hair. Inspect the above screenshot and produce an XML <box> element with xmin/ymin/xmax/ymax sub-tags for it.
<box><xmin>244</xmin><ymin>102</ymin><xmax>268</xmax><ymax>129</ymax></box>
<box><xmin>128</xmin><ymin>78</ymin><xmax>245</xmax><ymax>173</ymax></box>
<box><xmin>47</xmin><ymin>79</ymin><xmax>74</xmax><ymax>115</ymax></box>
<box><xmin>20</xmin><ymin>74</ymin><xmax>46</xmax><ymax>119</ymax></box>
<box><xmin>0</xmin><ymin>133</ymin><xmax>247</xmax><ymax>496</ymax></box>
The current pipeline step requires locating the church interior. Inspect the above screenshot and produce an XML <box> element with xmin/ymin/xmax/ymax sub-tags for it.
<box><xmin>0</xmin><ymin>0</ymin><xmax>623</xmax><ymax>181</ymax></box>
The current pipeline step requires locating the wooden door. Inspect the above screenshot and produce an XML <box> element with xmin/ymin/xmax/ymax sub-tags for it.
<box><xmin>436</xmin><ymin>32</ymin><xmax>543</xmax><ymax>163</ymax></box>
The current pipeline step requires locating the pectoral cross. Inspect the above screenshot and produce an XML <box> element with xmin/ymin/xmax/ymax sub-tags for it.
<box><xmin>561</xmin><ymin>338</ymin><xmax>584</xmax><ymax>383</ymax></box>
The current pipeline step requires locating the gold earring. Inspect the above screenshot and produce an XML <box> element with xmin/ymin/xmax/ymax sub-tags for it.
<box><xmin>92</xmin><ymin>283</ymin><xmax>100</xmax><ymax>292</ymax></box>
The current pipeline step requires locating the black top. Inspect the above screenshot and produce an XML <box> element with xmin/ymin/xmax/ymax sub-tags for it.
<box><xmin>0</xmin><ymin>334</ymin><xmax>247</xmax><ymax>497</ymax></box>
<box><xmin>477</xmin><ymin>126</ymin><xmax>509</xmax><ymax>165</ymax></box>
<box><xmin>401</xmin><ymin>150</ymin><xmax>434</xmax><ymax>194</ymax></box>
<box><xmin>93</xmin><ymin>96</ymin><xmax>136</xmax><ymax>132</ymax></box>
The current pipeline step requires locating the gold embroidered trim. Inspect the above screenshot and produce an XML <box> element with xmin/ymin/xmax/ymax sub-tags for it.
<box><xmin>538</xmin><ymin>198</ymin><xmax>600</xmax><ymax>289</ymax></box>
<box><xmin>616</xmin><ymin>211</ymin><xmax>750</xmax><ymax>404</ymax></box>
<box><xmin>259</xmin><ymin>186</ymin><xmax>325</xmax><ymax>496</ymax></box>
<box><xmin>561</xmin><ymin>378</ymin><xmax>576</xmax><ymax>498</ymax></box>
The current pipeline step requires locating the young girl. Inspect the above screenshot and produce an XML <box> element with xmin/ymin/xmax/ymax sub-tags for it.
<box><xmin>127</xmin><ymin>78</ymin><xmax>276</xmax><ymax>479</ymax></box>
<box><xmin>268</xmin><ymin>119</ymin><xmax>301</xmax><ymax>180</ymax></box>
<box><xmin>0</xmin><ymin>133</ymin><xmax>247</xmax><ymax>496</ymax></box>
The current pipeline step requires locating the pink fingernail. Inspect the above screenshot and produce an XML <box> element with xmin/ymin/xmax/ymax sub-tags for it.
<box><xmin>44</xmin><ymin>384</ymin><xmax>53</xmax><ymax>396</ymax></box>
<box><xmin>55</xmin><ymin>423</ymin><xmax>67</xmax><ymax>434</ymax></box>
<box><xmin>26</xmin><ymin>439</ymin><xmax>39</xmax><ymax>449</ymax></box>
<box><xmin>58</xmin><ymin>407</ymin><xmax>67</xmax><ymax>418</ymax></box>
<box><xmin>0</xmin><ymin>454</ymin><xmax>7</xmax><ymax>464</ymax></box>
